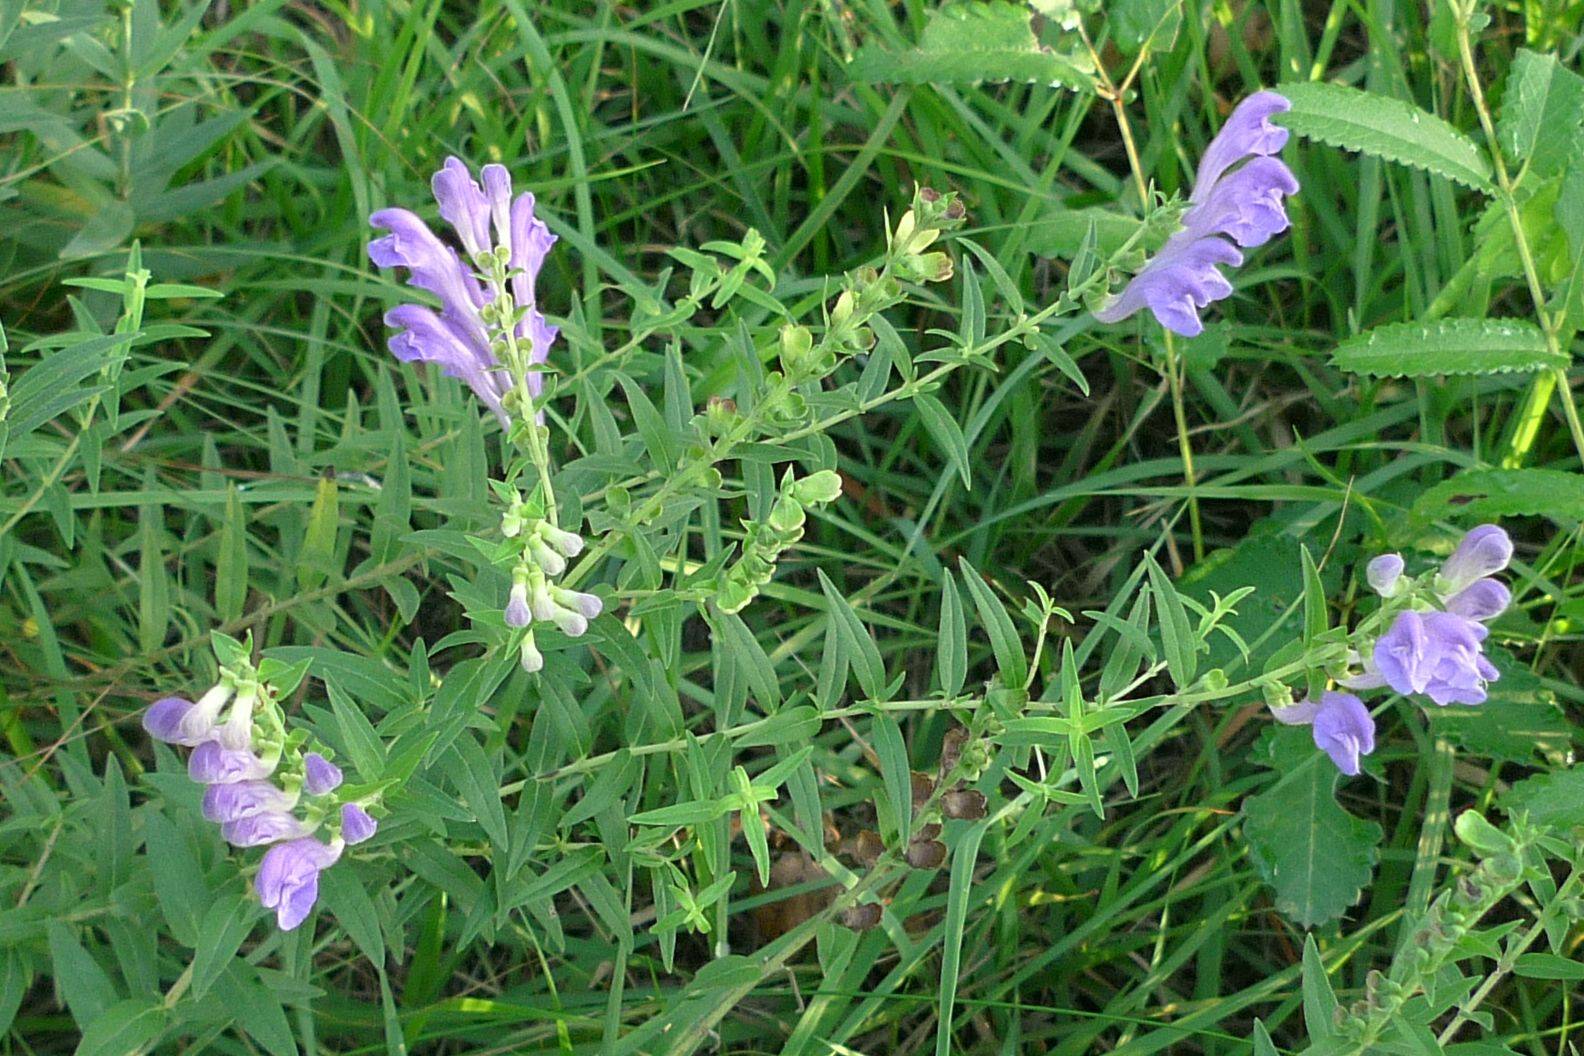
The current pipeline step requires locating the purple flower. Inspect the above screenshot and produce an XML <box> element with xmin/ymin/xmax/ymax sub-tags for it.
<box><xmin>202</xmin><ymin>780</ymin><xmax>298</xmax><ymax>823</ymax></box>
<box><xmin>255</xmin><ymin>837</ymin><xmax>344</xmax><ymax>931</ymax></box>
<box><xmin>369</xmin><ymin>157</ymin><xmax>559</xmax><ymax>418</ymax></box>
<box><xmin>1444</xmin><ymin>578</ymin><xmax>1510</xmax><ymax>622</ymax></box>
<box><xmin>303</xmin><ymin>753</ymin><xmax>344</xmax><ymax>796</ymax></box>
<box><xmin>143</xmin><ymin>684</ymin><xmax>232</xmax><ymax>746</ymax></box>
<box><xmin>1309</xmin><ymin>692</ymin><xmax>1375</xmax><ymax>776</ymax></box>
<box><xmin>189</xmin><ymin>740</ymin><xmax>275</xmax><ymax>785</ymax></box>
<box><xmin>1373</xmin><ymin>610</ymin><xmax>1499</xmax><ymax>706</ymax></box>
<box><xmin>221</xmin><ymin>811</ymin><xmax>310</xmax><ymax>847</ymax></box>
<box><xmin>1094</xmin><ymin>91</ymin><xmax>1298</xmax><ymax>337</ymax></box>
<box><xmin>505</xmin><ymin>581</ymin><xmax>532</xmax><ymax>628</ymax></box>
<box><xmin>341</xmin><ymin>803</ymin><xmax>378</xmax><ymax>844</ymax></box>
<box><xmin>1437</xmin><ymin>524</ymin><xmax>1512</xmax><ymax>597</ymax></box>
<box><xmin>1366</xmin><ymin>553</ymin><xmax>1404</xmax><ymax>597</ymax></box>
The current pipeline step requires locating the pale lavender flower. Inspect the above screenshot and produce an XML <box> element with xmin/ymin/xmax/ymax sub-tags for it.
<box><xmin>1094</xmin><ymin>91</ymin><xmax>1298</xmax><ymax>337</ymax></box>
<box><xmin>221</xmin><ymin>811</ymin><xmax>310</xmax><ymax>848</ymax></box>
<box><xmin>143</xmin><ymin>684</ymin><xmax>232</xmax><ymax>747</ymax></box>
<box><xmin>369</xmin><ymin>156</ymin><xmax>559</xmax><ymax>420</ymax></box>
<box><xmin>1444</xmin><ymin>578</ymin><xmax>1510</xmax><ymax>622</ymax></box>
<box><xmin>1437</xmin><ymin>524</ymin><xmax>1512</xmax><ymax>597</ymax></box>
<box><xmin>553</xmin><ymin>586</ymin><xmax>603</xmax><ymax>622</ymax></box>
<box><xmin>201</xmin><ymin>780</ymin><xmax>298</xmax><ymax>824</ymax></box>
<box><xmin>341</xmin><ymin>803</ymin><xmax>378</xmax><ymax>844</ymax></box>
<box><xmin>505</xmin><ymin>580</ymin><xmax>532</xmax><ymax>629</ymax></box>
<box><xmin>303</xmin><ymin>753</ymin><xmax>343</xmax><ymax>796</ymax></box>
<box><xmin>1366</xmin><ymin>553</ymin><xmax>1405</xmax><ymax>597</ymax></box>
<box><xmin>1310</xmin><ymin>692</ymin><xmax>1375</xmax><ymax>776</ymax></box>
<box><xmin>189</xmin><ymin>740</ymin><xmax>275</xmax><ymax>785</ymax></box>
<box><xmin>256</xmin><ymin>837</ymin><xmax>344</xmax><ymax>931</ymax></box>
<box><xmin>1373</xmin><ymin>610</ymin><xmax>1499</xmax><ymax>706</ymax></box>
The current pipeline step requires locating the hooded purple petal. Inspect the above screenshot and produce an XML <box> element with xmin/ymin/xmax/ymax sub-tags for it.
<box><xmin>1182</xmin><ymin>155</ymin><xmax>1299</xmax><ymax>248</ymax></box>
<box><xmin>1373</xmin><ymin>610</ymin><xmax>1498</xmax><ymax>707</ymax></box>
<box><xmin>383</xmin><ymin>304</ymin><xmax>509</xmax><ymax>426</ymax></box>
<box><xmin>368</xmin><ymin>207</ymin><xmax>488</xmax><ymax>343</ymax></box>
<box><xmin>255</xmin><ymin>837</ymin><xmax>343</xmax><ymax>931</ymax></box>
<box><xmin>189</xmin><ymin>740</ymin><xmax>275</xmax><ymax>785</ymax></box>
<box><xmin>1190</xmin><ymin>91</ymin><xmax>1292</xmax><ymax>201</ymax></box>
<box><xmin>341</xmin><ymin>803</ymin><xmax>378</xmax><ymax>844</ymax></box>
<box><xmin>143</xmin><ymin>697</ymin><xmax>200</xmax><ymax>745</ymax></box>
<box><xmin>303</xmin><ymin>753</ymin><xmax>344</xmax><ymax>796</ymax></box>
<box><xmin>222</xmin><ymin>811</ymin><xmax>309</xmax><ymax>848</ymax></box>
<box><xmin>1093</xmin><ymin>233</ymin><xmax>1243</xmax><ymax>336</ymax></box>
<box><xmin>431</xmin><ymin>156</ymin><xmax>492</xmax><ymax>259</ymax></box>
<box><xmin>202</xmin><ymin>780</ymin><xmax>297</xmax><ymax>823</ymax></box>
<box><xmin>1444</xmin><ymin>578</ymin><xmax>1510</xmax><ymax>622</ymax></box>
<box><xmin>1439</xmin><ymin>524</ymin><xmax>1513</xmax><ymax>596</ymax></box>
<box><xmin>1311</xmin><ymin>692</ymin><xmax>1375</xmax><ymax>776</ymax></box>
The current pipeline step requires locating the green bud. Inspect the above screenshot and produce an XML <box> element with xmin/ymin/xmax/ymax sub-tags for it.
<box><xmin>791</xmin><ymin>469</ymin><xmax>843</xmax><ymax>506</ymax></box>
<box><xmin>767</xmin><ymin>497</ymin><xmax>805</xmax><ymax>534</ymax></box>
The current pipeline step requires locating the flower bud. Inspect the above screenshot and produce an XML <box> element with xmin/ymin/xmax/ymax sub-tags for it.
<box><xmin>519</xmin><ymin>631</ymin><xmax>544</xmax><ymax>673</ymax></box>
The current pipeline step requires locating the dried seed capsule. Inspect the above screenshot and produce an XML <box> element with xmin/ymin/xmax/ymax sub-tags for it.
<box><xmin>905</xmin><ymin>839</ymin><xmax>947</xmax><ymax>869</ymax></box>
<box><xmin>840</xmin><ymin>902</ymin><xmax>883</xmax><ymax>930</ymax></box>
<box><xmin>911</xmin><ymin>771</ymin><xmax>935</xmax><ymax>809</ymax></box>
<box><xmin>942</xmin><ymin>788</ymin><xmax>988</xmax><ymax>820</ymax></box>
<box><xmin>849</xmin><ymin>829</ymin><xmax>884</xmax><ymax>868</ymax></box>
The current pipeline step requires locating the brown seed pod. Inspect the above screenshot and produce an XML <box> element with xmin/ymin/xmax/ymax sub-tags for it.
<box><xmin>840</xmin><ymin>902</ymin><xmax>884</xmax><ymax>930</ymax></box>
<box><xmin>910</xmin><ymin>770</ymin><xmax>935</xmax><ymax>808</ymax></box>
<box><xmin>917</xmin><ymin>823</ymin><xmax>941</xmax><ymax>841</ymax></box>
<box><xmin>848</xmin><ymin>829</ymin><xmax>884</xmax><ymax>868</ymax></box>
<box><xmin>905</xmin><ymin>838</ymin><xmax>947</xmax><ymax>869</ymax></box>
<box><xmin>941</xmin><ymin>788</ymin><xmax>988</xmax><ymax>820</ymax></box>
<box><xmin>939</xmin><ymin>726</ymin><xmax>968</xmax><ymax>777</ymax></box>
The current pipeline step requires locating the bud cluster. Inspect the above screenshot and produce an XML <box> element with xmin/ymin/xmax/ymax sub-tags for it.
<box><xmin>498</xmin><ymin>488</ymin><xmax>604</xmax><ymax>672</ymax></box>
<box><xmin>717</xmin><ymin>469</ymin><xmax>844</xmax><ymax>614</ymax></box>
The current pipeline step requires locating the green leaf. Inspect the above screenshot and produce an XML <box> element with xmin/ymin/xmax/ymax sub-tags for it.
<box><xmin>817</xmin><ymin>571</ymin><xmax>886</xmax><ymax>700</ymax></box>
<box><xmin>872</xmin><ymin>713</ymin><xmax>912</xmax><ymax>845</ymax></box>
<box><xmin>938</xmin><ymin>573</ymin><xmax>968</xmax><ymax>698</ymax></box>
<box><xmin>934</xmin><ymin>821</ymin><xmax>989</xmax><ymax>1056</ymax></box>
<box><xmin>216</xmin><ymin>483</ymin><xmax>249</xmax><ymax>622</ymax></box>
<box><xmin>296</xmin><ymin>476</ymin><xmax>340</xmax><ymax>590</ymax></box>
<box><xmin>1143</xmin><ymin>553</ymin><xmax>1197</xmax><ymax>690</ymax></box>
<box><xmin>1330</xmin><ymin>318</ymin><xmax>1562</xmax><ymax>377</ymax></box>
<box><xmin>1513</xmin><ymin>953</ymin><xmax>1584</xmax><ymax>980</ymax></box>
<box><xmin>73</xmin><ymin>997</ymin><xmax>168</xmax><ymax>1056</ymax></box>
<box><xmin>958</xmin><ymin>558</ymin><xmax>1028</xmax><ymax>689</ymax></box>
<box><xmin>848</xmin><ymin>0</ymin><xmax>1094</xmax><ymax>90</ymax></box>
<box><xmin>1498</xmin><ymin>49</ymin><xmax>1584</xmax><ymax>178</ymax></box>
<box><xmin>1278</xmin><ymin>81</ymin><xmax>1493</xmax><ymax>191</ymax></box>
<box><xmin>1410</xmin><ymin>468</ymin><xmax>1584</xmax><ymax>525</ymax></box>
<box><xmin>47</xmin><ymin>923</ymin><xmax>117</xmax><ymax>1027</ymax></box>
<box><xmin>1301</xmin><ymin>934</ymin><xmax>1339</xmax><ymax>1041</ymax></box>
<box><xmin>189</xmin><ymin>896</ymin><xmax>257</xmax><ymax>1001</ymax></box>
<box><xmin>1504</xmin><ymin>764</ymin><xmax>1584</xmax><ymax>828</ymax></box>
<box><xmin>913</xmin><ymin>393</ymin><xmax>972</xmax><ymax>489</ymax></box>
<box><xmin>1243</xmin><ymin>728</ymin><xmax>1383</xmax><ymax>927</ymax></box>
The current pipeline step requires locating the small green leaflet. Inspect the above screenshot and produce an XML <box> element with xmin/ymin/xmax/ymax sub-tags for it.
<box><xmin>848</xmin><ymin>0</ymin><xmax>1095</xmax><ymax>90</ymax></box>
<box><xmin>1330</xmin><ymin>318</ymin><xmax>1563</xmax><ymax>377</ymax></box>
<box><xmin>1409</xmin><ymin>467</ymin><xmax>1584</xmax><ymax>526</ymax></box>
<box><xmin>1278</xmin><ymin>81</ymin><xmax>1493</xmax><ymax>192</ymax></box>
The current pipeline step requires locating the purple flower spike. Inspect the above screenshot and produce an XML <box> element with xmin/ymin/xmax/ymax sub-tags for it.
<box><xmin>341</xmin><ymin>803</ymin><xmax>378</xmax><ymax>844</ymax></box>
<box><xmin>256</xmin><ymin>837</ymin><xmax>344</xmax><ymax>931</ymax></box>
<box><xmin>1444</xmin><ymin>578</ymin><xmax>1511</xmax><ymax>622</ymax></box>
<box><xmin>369</xmin><ymin>159</ymin><xmax>559</xmax><ymax>418</ymax></box>
<box><xmin>202</xmin><ymin>780</ymin><xmax>297</xmax><ymax>823</ymax></box>
<box><xmin>1094</xmin><ymin>91</ymin><xmax>1298</xmax><ymax>337</ymax></box>
<box><xmin>1438</xmin><ymin>525</ymin><xmax>1513</xmax><ymax>596</ymax></box>
<box><xmin>222</xmin><ymin>811</ymin><xmax>310</xmax><ymax>848</ymax></box>
<box><xmin>303</xmin><ymin>753</ymin><xmax>344</xmax><ymax>796</ymax></box>
<box><xmin>1310</xmin><ymin>692</ymin><xmax>1375</xmax><ymax>776</ymax></box>
<box><xmin>143</xmin><ymin>696</ymin><xmax>198</xmax><ymax>744</ymax></box>
<box><xmin>1366</xmin><ymin>554</ymin><xmax>1405</xmax><ymax>597</ymax></box>
<box><xmin>189</xmin><ymin>741</ymin><xmax>275</xmax><ymax>785</ymax></box>
<box><xmin>1373</xmin><ymin>610</ymin><xmax>1499</xmax><ymax>707</ymax></box>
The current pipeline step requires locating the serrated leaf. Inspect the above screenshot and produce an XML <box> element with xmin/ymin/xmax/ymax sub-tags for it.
<box><xmin>848</xmin><ymin>0</ymin><xmax>1094</xmax><ymax>89</ymax></box>
<box><xmin>1498</xmin><ymin>49</ymin><xmax>1584</xmax><ymax>178</ymax></box>
<box><xmin>1278</xmin><ymin>81</ymin><xmax>1493</xmax><ymax>191</ymax></box>
<box><xmin>1504</xmin><ymin>764</ymin><xmax>1584</xmax><ymax>829</ymax></box>
<box><xmin>1331</xmin><ymin>318</ymin><xmax>1561</xmax><ymax>377</ymax></box>
<box><xmin>1409</xmin><ymin>468</ymin><xmax>1584</xmax><ymax>525</ymax></box>
<box><xmin>1243</xmin><ymin>728</ymin><xmax>1383</xmax><ymax>927</ymax></box>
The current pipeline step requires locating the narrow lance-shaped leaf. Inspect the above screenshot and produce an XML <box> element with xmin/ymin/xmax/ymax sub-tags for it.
<box><xmin>1331</xmin><ymin>318</ymin><xmax>1564</xmax><ymax>377</ymax></box>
